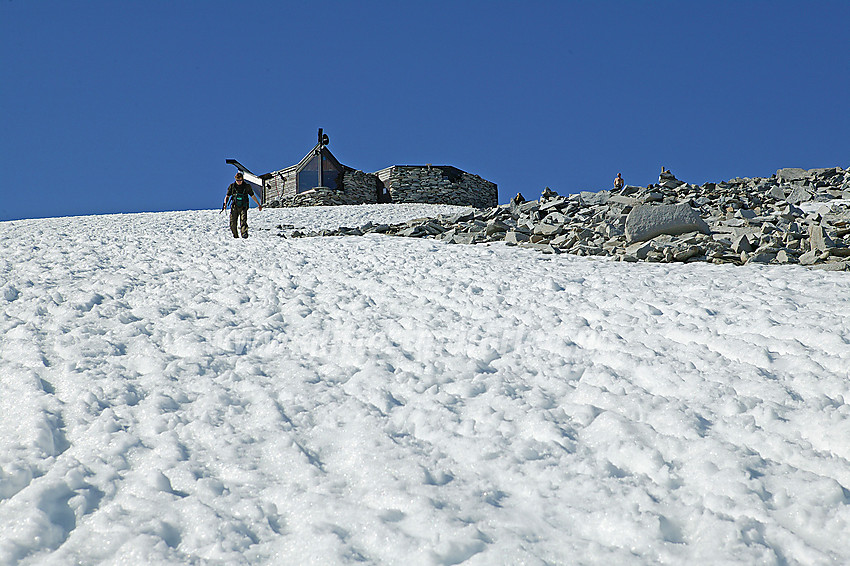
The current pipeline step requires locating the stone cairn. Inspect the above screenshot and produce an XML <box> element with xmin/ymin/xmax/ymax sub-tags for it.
<box><xmin>285</xmin><ymin>167</ymin><xmax>850</xmax><ymax>270</ymax></box>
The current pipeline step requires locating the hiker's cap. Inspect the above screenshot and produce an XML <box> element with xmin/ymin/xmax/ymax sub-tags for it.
<box><xmin>235</xmin><ymin>172</ymin><xmax>244</xmax><ymax>179</ymax></box>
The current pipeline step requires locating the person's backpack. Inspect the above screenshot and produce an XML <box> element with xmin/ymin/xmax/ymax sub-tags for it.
<box><xmin>232</xmin><ymin>184</ymin><xmax>250</xmax><ymax>208</ymax></box>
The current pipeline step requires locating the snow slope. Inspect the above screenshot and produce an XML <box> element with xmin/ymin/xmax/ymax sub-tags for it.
<box><xmin>1</xmin><ymin>205</ymin><xmax>849</xmax><ymax>565</ymax></box>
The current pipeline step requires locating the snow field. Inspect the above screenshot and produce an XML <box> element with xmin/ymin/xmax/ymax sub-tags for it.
<box><xmin>1</xmin><ymin>205</ymin><xmax>850</xmax><ymax>565</ymax></box>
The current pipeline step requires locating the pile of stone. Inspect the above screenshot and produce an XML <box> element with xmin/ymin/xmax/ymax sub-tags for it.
<box><xmin>286</xmin><ymin>166</ymin><xmax>850</xmax><ymax>270</ymax></box>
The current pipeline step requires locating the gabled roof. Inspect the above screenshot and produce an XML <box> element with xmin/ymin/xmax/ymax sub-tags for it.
<box><xmin>295</xmin><ymin>143</ymin><xmax>344</xmax><ymax>173</ymax></box>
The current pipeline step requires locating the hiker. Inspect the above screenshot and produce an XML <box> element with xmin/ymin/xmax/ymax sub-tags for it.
<box><xmin>224</xmin><ymin>172</ymin><xmax>262</xmax><ymax>238</ymax></box>
<box><xmin>614</xmin><ymin>172</ymin><xmax>624</xmax><ymax>190</ymax></box>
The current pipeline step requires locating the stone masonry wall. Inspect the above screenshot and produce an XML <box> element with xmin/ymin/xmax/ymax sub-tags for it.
<box><xmin>275</xmin><ymin>188</ymin><xmax>346</xmax><ymax>207</ymax></box>
<box><xmin>455</xmin><ymin>170</ymin><xmax>499</xmax><ymax>208</ymax></box>
<box><xmin>380</xmin><ymin>166</ymin><xmax>497</xmax><ymax>208</ymax></box>
<box><xmin>341</xmin><ymin>168</ymin><xmax>379</xmax><ymax>204</ymax></box>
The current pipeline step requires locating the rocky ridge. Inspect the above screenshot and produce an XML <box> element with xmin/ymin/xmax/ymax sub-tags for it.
<box><xmin>285</xmin><ymin>167</ymin><xmax>850</xmax><ymax>270</ymax></box>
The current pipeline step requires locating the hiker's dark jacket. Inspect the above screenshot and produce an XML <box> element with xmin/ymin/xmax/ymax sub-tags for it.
<box><xmin>227</xmin><ymin>182</ymin><xmax>254</xmax><ymax>208</ymax></box>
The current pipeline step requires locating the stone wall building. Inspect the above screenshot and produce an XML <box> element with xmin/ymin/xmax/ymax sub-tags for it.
<box><xmin>374</xmin><ymin>165</ymin><xmax>497</xmax><ymax>209</ymax></box>
<box><xmin>229</xmin><ymin>134</ymin><xmax>497</xmax><ymax>209</ymax></box>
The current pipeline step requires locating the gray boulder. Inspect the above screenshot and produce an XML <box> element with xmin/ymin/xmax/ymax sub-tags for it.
<box><xmin>799</xmin><ymin>250</ymin><xmax>819</xmax><ymax>265</ymax></box>
<box><xmin>485</xmin><ymin>219</ymin><xmax>510</xmax><ymax>236</ymax></box>
<box><xmin>747</xmin><ymin>252</ymin><xmax>777</xmax><ymax>264</ymax></box>
<box><xmin>811</xmin><ymin>261</ymin><xmax>849</xmax><ymax>271</ymax></box>
<box><xmin>809</xmin><ymin>224</ymin><xmax>836</xmax><ymax>251</ymax></box>
<box><xmin>625</xmin><ymin>241</ymin><xmax>653</xmax><ymax>260</ymax></box>
<box><xmin>452</xmin><ymin>233</ymin><xmax>476</xmax><ymax>245</ymax></box>
<box><xmin>765</xmin><ymin>185</ymin><xmax>787</xmax><ymax>201</ymax></box>
<box><xmin>674</xmin><ymin>245</ymin><xmax>704</xmax><ymax>262</ymax></box>
<box><xmin>446</xmin><ymin>211</ymin><xmax>475</xmax><ymax>224</ymax></box>
<box><xmin>776</xmin><ymin>168</ymin><xmax>808</xmax><ymax>182</ymax></box>
<box><xmin>540</xmin><ymin>197</ymin><xmax>567</xmax><ymax>211</ymax></box>
<box><xmin>625</xmin><ymin>203</ymin><xmax>711</xmax><ymax>243</ymax></box>
<box><xmin>786</xmin><ymin>186</ymin><xmax>813</xmax><ymax>204</ymax></box>
<box><xmin>580</xmin><ymin>191</ymin><xmax>610</xmax><ymax>206</ymax></box>
<box><xmin>776</xmin><ymin>250</ymin><xmax>794</xmax><ymax>264</ymax></box>
<box><xmin>780</xmin><ymin>204</ymin><xmax>804</xmax><ymax>220</ymax></box>
<box><xmin>732</xmin><ymin>234</ymin><xmax>754</xmax><ymax>253</ymax></box>
<box><xmin>517</xmin><ymin>201</ymin><xmax>540</xmax><ymax>215</ymax></box>
<box><xmin>533</xmin><ymin>223</ymin><xmax>561</xmax><ymax>237</ymax></box>
<box><xmin>504</xmin><ymin>231</ymin><xmax>531</xmax><ymax>245</ymax></box>
<box><xmin>551</xmin><ymin>234</ymin><xmax>576</xmax><ymax>248</ymax></box>
<box><xmin>609</xmin><ymin>195</ymin><xmax>639</xmax><ymax>207</ymax></box>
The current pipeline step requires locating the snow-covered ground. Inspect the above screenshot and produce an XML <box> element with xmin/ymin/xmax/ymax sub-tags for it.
<box><xmin>1</xmin><ymin>204</ymin><xmax>849</xmax><ymax>565</ymax></box>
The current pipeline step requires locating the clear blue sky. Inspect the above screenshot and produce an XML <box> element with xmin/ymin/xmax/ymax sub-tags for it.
<box><xmin>2</xmin><ymin>1</ymin><xmax>848</xmax><ymax>221</ymax></box>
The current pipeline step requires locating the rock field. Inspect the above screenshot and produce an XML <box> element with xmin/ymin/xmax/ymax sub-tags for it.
<box><xmin>287</xmin><ymin>167</ymin><xmax>850</xmax><ymax>270</ymax></box>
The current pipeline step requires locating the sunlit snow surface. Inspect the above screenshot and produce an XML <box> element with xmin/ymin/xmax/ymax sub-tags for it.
<box><xmin>1</xmin><ymin>205</ymin><xmax>849</xmax><ymax>565</ymax></box>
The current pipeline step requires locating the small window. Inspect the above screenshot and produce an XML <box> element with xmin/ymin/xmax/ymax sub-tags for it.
<box><xmin>297</xmin><ymin>153</ymin><xmax>341</xmax><ymax>193</ymax></box>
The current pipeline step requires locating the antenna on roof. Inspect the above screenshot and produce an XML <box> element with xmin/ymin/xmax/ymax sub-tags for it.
<box><xmin>317</xmin><ymin>128</ymin><xmax>330</xmax><ymax>187</ymax></box>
